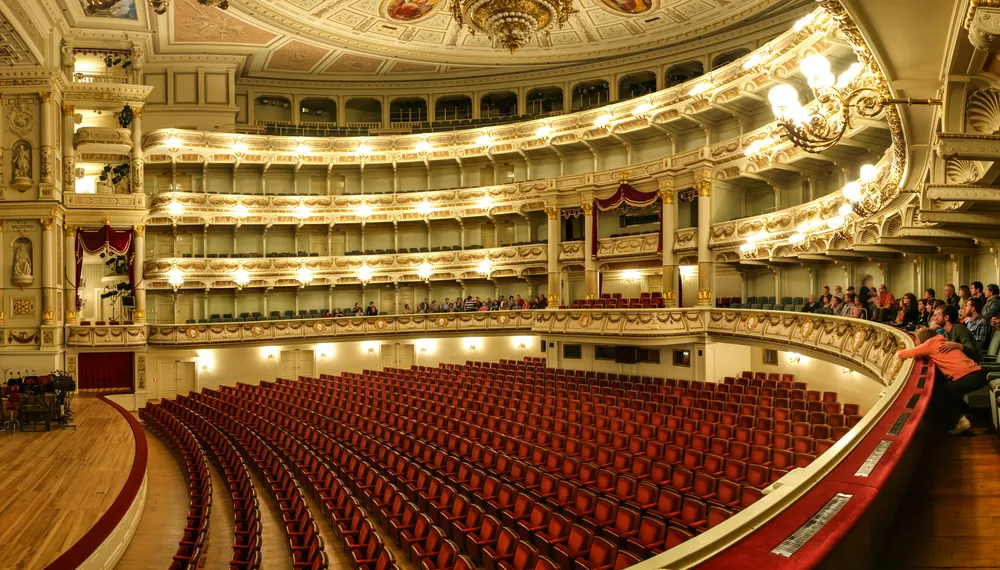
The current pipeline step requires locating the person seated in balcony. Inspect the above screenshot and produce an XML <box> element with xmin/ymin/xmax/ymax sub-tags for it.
<box><xmin>802</xmin><ymin>295</ymin><xmax>823</xmax><ymax>313</ymax></box>
<box><xmin>403</xmin><ymin>304</ymin><xmax>414</xmax><ymax>314</ymax></box>
<box><xmin>508</xmin><ymin>296</ymin><xmax>521</xmax><ymax>310</ymax></box>
<box><xmin>932</xmin><ymin>304</ymin><xmax>982</xmax><ymax>363</ymax></box>
<box><xmin>447</xmin><ymin>302</ymin><xmax>456</xmax><ymax>312</ymax></box>
<box><xmin>515</xmin><ymin>294</ymin><xmax>526</xmax><ymax>309</ymax></box>
<box><xmin>984</xmin><ymin>284</ymin><xmax>1000</xmax><ymax>327</ymax></box>
<box><xmin>497</xmin><ymin>297</ymin><xmax>508</xmax><ymax>310</ymax></box>
<box><xmin>838</xmin><ymin>294</ymin><xmax>854</xmax><ymax>317</ymax></box>
<box><xmin>959</xmin><ymin>285</ymin><xmax>973</xmax><ymax>307</ymax></box>
<box><xmin>924</xmin><ymin>288</ymin><xmax>937</xmax><ymax>304</ymax></box>
<box><xmin>943</xmin><ymin>284</ymin><xmax>961</xmax><ymax>308</ymax></box>
<box><xmin>875</xmin><ymin>284</ymin><xmax>897</xmax><ymax>322</ymax></box>
<box><xmin>964</xmin><ymin>298</ymin><xmax>990</xmax><ymax>352</ymax></box>
<box><xmin>418</xmin><ymin>298</ymin><xmax>430</xmax><ymax>313</ymax></box>
<box><xmin>334</xmin><ymin>308</ymin><xmax>344</xmax><ymax>318</ymax></box>
<box><xmin>897</xmin><ymin>326</ymin><xmax>988</xmax><ymax>435</ymax></box>
<box><xmin>539</xmin><ymin>294</ymin><xmax>548</xmax><ymax>309</ymax></box>
<box><xmin>834</xmin><ymin>285</ymin><xmax>844</xmax><ymax>300</ymax></box>
<box><xmin>915</xmin><ymin>299</ymin><xmax>932</xmax><ymax>327</ymax></box>
<box><xmin>894</xmin><ymin>293</ymin><xmax>920</xmax><ymax>328</ymax></box>
<box><xmin>847</xmin><ymin>294</ymin><xmax>867</xmax><ymax>319</ymax></box>
<box><xmin>323</xmin><ymin>309</ymin><xmax>332</xmax><ymax>318</ymax></box>
<box><xmin>820</xmin><ymin>286</ymin><xmax>832</xmax><ymax>305</ymax></box>
<box><xmin>429</xmin><ymin>301</ymin><xmax>439</xmax><ymax>312</ymax></box>
<box><xmin>353</xmin><ymin>303</ymin><xmax>363</xmax><ymax>316</ymax></box>
<box><xmin>478</xmin><ymin>299</ymin><xmax>490</xmax><ymax>312</ymax></box>
<box><xmin>366</xmin><ymin>302</ymin><xmax>378</xmax><ymax>316</ymax></box>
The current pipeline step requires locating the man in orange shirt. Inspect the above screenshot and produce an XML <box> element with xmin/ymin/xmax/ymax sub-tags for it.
<box><xmin>898</xmin><ymin>327</ymin><xmax>989</xmax><ymax>435</ymax></box>
<box><xmin>875</xmin><ymin>284</ymin><xmax>896</xmax><ymax>322</ymax></box>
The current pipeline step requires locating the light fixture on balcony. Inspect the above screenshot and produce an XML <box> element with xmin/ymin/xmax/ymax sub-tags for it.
<box><xmin>688</xmin><ymin>82</ymin><xmax>712</xmax><ymax>96</ymax></box>
<box><xmin>294</xmin><ymin>204</ymin><xmax>310</xmax><ymax>219</ymax></box>
<box><xmin>743</xmin><ymin>136</ymin><xmax>777</xmax><ymax>157</ymax></box>
<box><xmin>167</xmin><ymin>266</ymin><xmax>184</xmax><ymax>290</ymax></box>
<box><xmin>633</xmin><ymin>102</ymin><xmax>653</xmax><ymax>116</ymax></box>
<box><xmin>355</xmin><ymin>202</ymin><xmax>373</xmax><ymax>219</ymax></box>
<box><xmin>233</xmin><ymin>204</ymin><xmax>248</xmax><ymax>219</ymax></box>
<box><xmin>536</xmin><ymin>125</ymin><xmax>552</xmax><ymax>138</ymax></box>
<box><xmin>232</xmin><ymin>140</ymin><xmax>248</xmax><ymax>155</ymax></box>
<box><xmin>622</xmin><ymin>269</ymin><xmax>641</xmax><ymax>282</ymax></box>
<box><xmin>415</xmin><ymin>140</ymin><xmax>431</xmax><ymax>154</ymax></box>
<box><xmin>356</xmin><ymin>142</ymin><xmax>372</xmax><ymax>157</ymax></box>
<box><xmin>450</xmin><ymin>0</ymin><xmax>576</xmax><ymax>54</ymax></box>
<box><xmin>167</xmin><ymin>200</ymin><xmax>184</xmax><ymax>218</ymax></box>
<box><xmin>594</xmin><ymin>114</ymin><xmax>613</xmax><ymax>128</ymax></box>
<box><xmin>417</xmin><ymin>199</ymin><xmax>433</xmax><ymax>216</ymax></box>
<box><xmin>165</xmin><ymin>135</ymin><xmax>181</xmax><ymax>153</ymax></box>
<box><xmin>358</xmin><ymin>263</ymin><xmax>373</xmax><ymax>284</ymax></box>
<box><xmin>476</xmin><ymin>133</ymin><xmax>492</xmax><ymax>148</ymax></box>
<box><xmin>768</xmin><ymin>54</ymin><xmax>940</xmax><ymax>155</ymax></box>
<box><xmin>296</xmin><ymin>143</ymin><xmax>311</xmax><ymax>157</ymax></box>
<box><xmin>418</xmin><ymin>261</ymin><xmax>433</xmax><ymax>281</ymax></box>
<box><xmin>478</xmin><ymin>196</ymin><xmax>494</xmax><ymax>210</ymax></box>
<box><xmin>233</xmin><ymin>267</ymin><xmax>251</xmax><ymax>288</ymax></box>
<box><xmin>477</xmin><ymin>259</ymin><xmax>493</xmax><ymax>278</ymax></box>
<box><xmin>296</xmin><ymin>266</ymin><xmax>314</xmax><ymax>285</ymax></box>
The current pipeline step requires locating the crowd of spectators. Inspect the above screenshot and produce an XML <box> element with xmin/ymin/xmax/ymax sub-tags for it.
<box><xmin>406</xmin><ymin>294</ymin><xmax>548</xmax><ymax>314</ymax></box>
<box><xmin>802</xmin><ymin>278</ymin><xmax>1000</xmax><ymax>435</ymax></box>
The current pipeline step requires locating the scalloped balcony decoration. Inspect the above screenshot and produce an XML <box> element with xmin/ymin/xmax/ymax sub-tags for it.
<box><xmin>74</xmin><ymin>127</ymin><xmax>133</xmax><ymax>155</ymax></box>
<box><xmin>452</xmin><ymin>0</ymin><xmax>577</xmax><ymax>54</ymax></box>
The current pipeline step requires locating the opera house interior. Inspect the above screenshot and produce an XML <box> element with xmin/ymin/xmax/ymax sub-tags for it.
<box><xmin>2</xmin><ymin>0</ymin><xmax>1000</xmax><ymax>568</ymax></box>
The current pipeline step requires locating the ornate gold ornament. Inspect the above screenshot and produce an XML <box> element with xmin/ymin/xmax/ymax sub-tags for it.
<box><xmin>451</xmin><ymin>0</ymin><xmax>577</xmax><ymax>54</ymax></box>
<box><xmin>134</xmin><ymin>224</ymin><xmax>145</xmax><ymax>238</ymax></box>
<box><xmin>41</xmin><ymin>310</ymin><xmax>54</xmax><ymax>323</ymax></box>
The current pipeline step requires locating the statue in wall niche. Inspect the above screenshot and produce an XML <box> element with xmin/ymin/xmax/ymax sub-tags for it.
<box><xmin>11</xmin><ymin>238</ymin><xmax>34</xmax><ymax>288</ymax></box>
<box><xmin>10</xmin><ymin>140</ymin><xmax>32</xmax><ymax>192</ymax></box>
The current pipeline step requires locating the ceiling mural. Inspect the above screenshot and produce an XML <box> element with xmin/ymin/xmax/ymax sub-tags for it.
<box><xmin>599</xmin><ymin>0</ymin><xmax>655</xmax><ymax>15</ymax></box>
<box><xmin>265</xmin><ymin>40</ymin><xmax>329</xmax><ymax>71</ymax></box>
<box><xmin>384</xmin><ymin>0</ymin><xmax>439</xmax><ymax>22</ymax></box>
<box><xmin>172</xmin><ymin>0</ymin><xmax>278</xmax><ymax>45</ymax></box>
<box><xmin>81</xmin><ymin>0</ymin><xmax>138</xmax><ymax>19</ymax></box>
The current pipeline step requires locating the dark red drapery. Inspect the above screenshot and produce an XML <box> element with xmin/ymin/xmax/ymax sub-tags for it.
<box><xmin>75</xmin><ymin>226</ymin><xmax>134</xmax><ymax>310</ymax></box>
<box><xmin>592</xmin><ymin>182</ymin><xmax>664</xmax><ymax>256</ymax></box>
<box><xmin>78</xmin><ymin>352</ymin><xmax>134</xmax><ymax>391</ymax></box>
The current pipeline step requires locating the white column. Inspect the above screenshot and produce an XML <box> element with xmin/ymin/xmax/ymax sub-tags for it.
<box><xmin>65</xmin><ymin>224</ymin><xmax>78</xmax><ymax>322</ymax></box>
<box><xmin>583</xmin><ymin>201</ymin><xmax>598</xmax><ymax>299</ymax></box>
<box><xmin>62</xmin><ymin>104</ymin><xmax>76</xmax><ymax>195</ymax></box>
<box><xmin>659</xmin><ymin>180</ymin><xmax>678</xmax><ymax>307</ymax></box>
<box><xmin>696</xmin><ymin>171</ymin><xmax>714</xmax><ymax>307</ymax></box>
<box><xmin>546</xmin><ymin>205</ymin><xmax>561</xmax><ymax>306</ymax></box>
<box><xmin>131</xmin><ymin>108</ymin><xmax>144</xmax><ymax>194</ymax></box>
<box><xmin>41</xmin><ymin>218</ymin><xmax>55</xmax><ymax>323</ymax></box>
<box><xmin>133</xmin><ymin>225</ymin><xmax>146</xmax><ymax>322</ymax></box>
<box><xmin>39</xmin><ymin>92</ymin><xmax>55</xmax><ymax>195</ymax></box>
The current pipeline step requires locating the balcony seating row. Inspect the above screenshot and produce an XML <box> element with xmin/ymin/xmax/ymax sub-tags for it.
<box><xmin>174</xmin><ymin>241</ymin><xmax>549</xmax><ymax>260</ymax></box>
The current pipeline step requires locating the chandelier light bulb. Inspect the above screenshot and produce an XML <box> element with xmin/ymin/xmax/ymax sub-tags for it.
<box><xmin>797</xmin><ymin>222</ymin><xmax>810</xmax><ymax>233</ymax></box>
<box><xmin>418</xmin><ymin>261</ymin><xmax>433</xmax><ymax>280</ymax></box>
<box><xmin>417</xmin><ymin>200</ymin><xmax>432</xmax><ymax>216</ymax></box>
<box><xmin>536</xmin><ymin>125</ymin><xmax>552</xmax><ymax>138</ymax></box>
<box><xmin>740</xmin><ymin>242</ymin><xmax>756</xmax><ymax>253</ymax></box>
<box><xmin>167</xmin><ymin>266</ymin><xmax>184</xmax><ymax>287</ymax></box>
<box><xmin>233</xmin><ymin>204</ymin><xmax>248</xmax><ymax>218</ymax></box>
<box><xmin>165</xmin><ymin>136</ymin><xmax>181</xmax><ymax>151</ymax></box>
<box><xmin>842</xmin><ymin>181</ymin><xmax>863</xmax><ymax>203</ymax></box>
<box><xmin>743</xmin><ymin>52</ymin><xmax>764</xmax><ymax>69</ymax></box>
<box><xmin>232</xmin><ymin>140</ymin><xmax>248</xmax><ymax>154</ymax></box>
<box><xmin>801</xmin><ymin>55</ymin><xmax>830</xmax><ymax>78</ymax></box>
<box><xmin>167</xmin><ymin>200</ymin><xmax>184</xmax><ymax>217</ymax></box>
<box><xmin>622</xmin><ymin>269</ymin><xmax>640</xmax><ymax>281</ymax></box>
<box><xmin>837</xmin><ymin>62</ymin><xmax>865</xmax><ymax>88</ymax></box>
<box><xmin>357</xmin><ymin>263</ymin><xmax>372</xmax><ymax>283</ymax></box>
<box><xmin>294</xmin><ymin>204</ymin><xmax>310</xmax><ymax>219</ymax></box>
<box><xmin>296</xmin><ymin>266</ymin><xmax>314</xmax><ymax>285</ymax></box>
<box><xmin>478</xmin><ymin>196</ymin><xmax>493</xmax><ymax>210</ymax></box>
<box><xmin>789</xmin><ymin>233</ymin><xmax>806</xmax><ymax>244</ymax></box>
<box><xmin>633</xmin><ymin>102</ymin><xmax>653</xmax><ymax>115</ymax></box>
<box><xmin>859</xmin><ymin>164</ymin><xmax>879</xmax><ymax>183</ymax></box>
<box><xmin>828</xmin><ymin>215</ymin><xmax>845</xmax><ymax>229</ymax></box>
<box><xmin>594</xmin><ymin>114</ymin><xmax>613</xmax><ymax>127</ymax></box>
<box><xmin>793</xmin><ymin>12</ymin><xmax>815</xmax><ymax>32</ymax></box>
<box><xmin>234</xmin><ymin>267</ymin><xmax>251</xmax><ymax>287</ymax></box>
<box><xmin>768</xmin><ymin>84</ymin><xmax>802</xmax><ymax>121</ymax></box>
<box><xmin>838</xmin><ymin>203</ymin><xmax>854</xmax><ymax>216</ymax></box>
<box><xmin>415</xmin><ymin>140</ymin><xmax>431</xmax><ymax>154</ymax></box>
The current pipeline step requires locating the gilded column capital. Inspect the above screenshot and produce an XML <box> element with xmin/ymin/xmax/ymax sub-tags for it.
<box><xmin>40</xmin><ymin>218</ymin><xmax>53</xmax><ymax>231</ymax></box>
<box><xmin>62</xmin><ymin>104</ymin><xmax>75</xmax><ymax>117</ymax></box>
<box><xmin>133</xmin><ymin>108</ymin><xmax>144</xmax><ymax>120</ymax></box>
<box><xmin>64</xmin><ymin>224</ymin><xmax>76</xmax><ymax>236</ymax></box>
<box><xmin>545</xmin><ymin>206</ymin><xmax>560</xmax><ymax>220</ymax></box>
<box><xmin>581</xmin><ymin>202</ymin><xmax>593</xmax><ymax>216</ymax></box>
<box><xmin>694</xmin><ymin>169</ymin><xmax>713</xmax><ymax>198</ymax></box>
<box><xmin>658</xmin><ymin>188</ymin><xmax>674</xmax><ymax>204</ymax></box>
<box><xmin>38</xmin><ymin>91</ymin><xmax>53</xmax><ymax>104</ymax></box>
<box><xmin>134</xmin><ymin>224</ymin><xmax>146</xmax><ymax>238</ymax></box>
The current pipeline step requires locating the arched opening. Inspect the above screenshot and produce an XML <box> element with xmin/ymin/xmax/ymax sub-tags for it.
<box><xmin>344</xmin><ymin>98</ymin><xmax>383</xmax><ymax>126</ymax></box>
<box><xmin>665</xmin><ymin>61</ymin><xmax>704</xmax><ymax>87</ymax></box>
<box><xmin>299</xmin><ymin>98</ymin><xmax>337</xmax><ymax>124</ymax></box>
<box><xmin>712</xmin><ymin>48</ymin><xmax>751</xmax><ymax>70</ymax></box>
<box><xmin>571</xmin><ymin>80</ymin><xmax>610</xmax><ymax>112</ymax></box>
<box><xmin>526</xmin><ymin>87</ymin><xmax>563</xmax><ymax>115</ymax></box>
<box><xmin>618</xmin><ymin>71</ymin><xmax>657</xmax><ymax>101</ymax></box>
<box><xmin>435</xmin><ymin>95</ymin><xmax>473</xmax><ymax>122</ymax></box>
<box><xmin>389</xmin><ymin>97</ymin><xmax>428</xmax><ymax>125</ymax></box>
<box><xmin>480</xmin><ymin>92</ymin><xmax>517</xmax><ymax>119</ymax></box>
<box><xmin>254</xmin><ymin>95</ymin><xmax>292</xmax><ymax>124</ymax></box>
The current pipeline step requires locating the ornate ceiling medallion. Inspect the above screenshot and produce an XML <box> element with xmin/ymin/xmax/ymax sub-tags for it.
<box><xmin>451</xmin><ymin>0</ymin><xmax>577</xmax><ymax>53</ymax></box>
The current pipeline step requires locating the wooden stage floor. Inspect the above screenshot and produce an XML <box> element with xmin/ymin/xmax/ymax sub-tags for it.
<box><xmin>0</xmin><ymin>395</ymin><xmax>135</xmax><ymax>570</ymax></box>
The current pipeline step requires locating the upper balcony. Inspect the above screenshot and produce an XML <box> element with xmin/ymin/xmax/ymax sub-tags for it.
<box><xmin>66</xmin><ymin>323</ymin><xmax>148</xmax><ymax>348</ymax></box>
<box><xmin>74</xmin><ymin>127</ymin><xmax>133</xmax><ymax>154</ymax></box>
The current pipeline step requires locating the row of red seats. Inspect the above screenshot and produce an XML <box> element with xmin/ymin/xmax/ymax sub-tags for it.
<box><xmin>161</xmin><ymin>399</ymin><xmax>263</xmax><ymax>569</ymax></box>
<box><xmin>219</xmin><ymin>381</ymin><xmax>681</xmax><ymax>570</ymax></box>
<box><xmin>140</xmin><ymin>404</ymin><xmax>212</xmax><ymax>570</ymax></box>
<box><xmin>184</xmin><ymin>391</ymin><xmax>395</xmax><ymax>570</ymax></box>
<box><xmin>162</xmin><ymin>395</ymin><xmax>329</xmax><ymax>570</ymax></box>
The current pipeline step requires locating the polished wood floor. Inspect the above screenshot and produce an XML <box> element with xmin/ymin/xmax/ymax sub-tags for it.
<box><xmin>878</xmin><ymin>411</ymin><xmax>1000</xmax><ymax>569</ymax></box>
<box><xmin>0</xmin><ymin>395</ymin><xmax>134</xmax><ymax>570</ymax></box>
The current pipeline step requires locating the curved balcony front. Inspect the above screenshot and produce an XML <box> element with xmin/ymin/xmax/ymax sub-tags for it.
<box><xmin>74</xmin><ymin>127</ymin><xmax>133</xmax><ymax>155</ymax></box>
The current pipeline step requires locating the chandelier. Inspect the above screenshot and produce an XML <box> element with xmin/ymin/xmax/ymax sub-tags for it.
<box><xmin>451</xmin><ymin>0</ymin><xmax>577</xmax><ymax>53</ymax></box>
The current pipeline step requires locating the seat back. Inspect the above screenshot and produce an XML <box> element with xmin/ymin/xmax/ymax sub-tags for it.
<box><xmin>586</xmin><ymin>537</ymin><xmax>617</xmax><ymax>567</ymax></box>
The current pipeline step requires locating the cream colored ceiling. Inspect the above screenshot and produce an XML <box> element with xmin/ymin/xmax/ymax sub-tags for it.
<box><xmin>156</xmin><ymin>0</ymin><xmax>809</xmax><ymax>79</ymax></box>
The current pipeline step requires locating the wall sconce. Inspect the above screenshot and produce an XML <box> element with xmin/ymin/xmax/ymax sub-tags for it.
<box><xmin>517</xmin><ymin>343</ymin><xmax>526</xmax><ymax>349</ymax></box>
<box><xmin>415</xmin><ymin>140</ymin><xmax>431</xmax><ymax>154</ymax></box>
<box><xmin>261</xmin><ymin>346</ymin><xmax>278</xmax><ymax>360</ymax></box>
<box><xmin>362</xmin><ymin>341</ymin><xmax>379</xmax><ymax>354</ymax></box>
<box><xmin>316</xmin><ymin>343</ymin><xmax>333</xmax><ymax>360</ymax></box>
<box><xmin>622</xmin><ymin>269</ymin><xmax>640</xmax><ymax>282</ymax></box>
<box><xmin>166</xmin><ymin>199</ymin><xmax>184</xmax><ymax>218</ymax></box>
<box><xmin>468</xmin><ymin>344</ymin><xmax>478</xmax><ymax>351</ymax></box>
<box><xmin>167</xmin><ymin>266</ymin><xmax>184</xmax><ymax>291</ymax></box>
<box><xmin>787</xmin><ymin>352</ymin><xmax>803</xmax><ymax>364</ymax></box>
<box><xmin>679</xmin><ymin>265</ymin><xmax>697</xmax><ymax>278</ymax></box>
<box><xmin>165</xmin><ymin>135</ymin><xmax>181</xmax><ymax>153</ymax></box>
<box><xmin>358</xmin><ymin>263</ymin><xmax>373</xmax><ymax>284</ymax></box>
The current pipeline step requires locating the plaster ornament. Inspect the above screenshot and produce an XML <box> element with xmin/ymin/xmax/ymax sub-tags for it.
<box><xmin>11</xmin><ymin>238</ymin><xmax>34</xmax><ymax>287</ymax></box>
<box><xmin>944</xmin><ymin>158</ymin><xmax>984</xmax><ymax>184</ymax></box>
<box><xmin>966</xmin><ymin>87</ymin><xmax>1000</xmax><ymax>134</ymax></box>
<box><xmin>10</xmin><ymin>140</ymin><xmax>32</xmax><ymax>191</ymax></box>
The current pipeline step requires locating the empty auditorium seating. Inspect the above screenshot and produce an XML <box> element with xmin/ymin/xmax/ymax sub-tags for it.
<box><xmin>142</xmin><ymin>358</ymin><xmax>859</xmax><ymax>570</ymax></box>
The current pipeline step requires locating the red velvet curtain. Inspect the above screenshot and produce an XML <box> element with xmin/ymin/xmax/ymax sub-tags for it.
<box><xmin>78</xmin><ymin>352</ymin><xmax>133</xmax><ymax>391</ymax></box>
<box><xmin>592</xmin><ymin>182</ymin><xmax>664</xmax><ymax>256</ymax></box>
<box><xmin>75</xmin><ymin>226</ymin><xmax>134</xmax><ymax>310</ymax></box>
